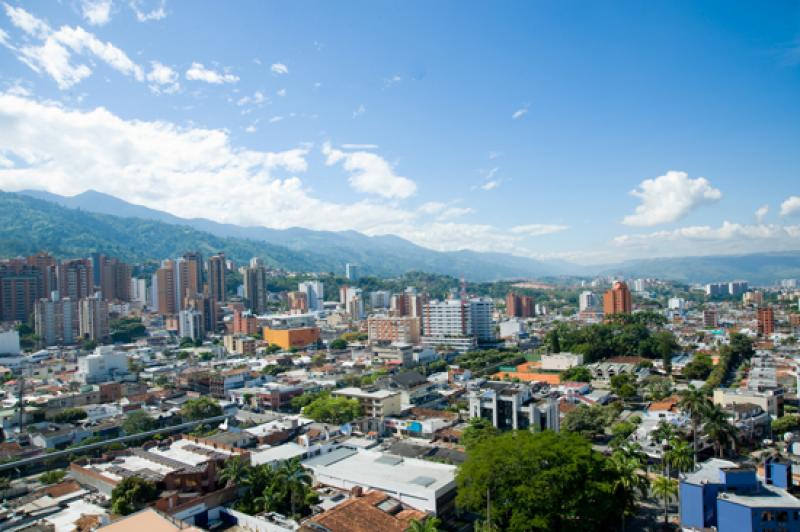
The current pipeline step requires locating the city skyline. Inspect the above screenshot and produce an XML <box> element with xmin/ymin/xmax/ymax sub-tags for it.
<box><xmin>0</xmin><ymin>1</ymin><xmax>799</xmax><ymax>264</ymax></box>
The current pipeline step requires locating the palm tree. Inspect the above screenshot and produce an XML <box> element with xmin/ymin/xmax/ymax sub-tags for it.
<box><xmin>702</xmin><ymin>404</ymin><xmax>738</xmax><ymax>458</ymax></box>
<box><xmin>406</xmin><ymin>516</ymin><xmax>441</xmax><ymax>532</ymax></box>
<box><xmin>218</xmin><ymin>456</ymin><xmax>250</xmax><ymax>488</ymax></box>
<box><xmin>276</xmin><ymin>458</ymin><xmax>313</xmax><ymax>518</ymax></box>
<box><xmin>678</xmin><ymin>385</ymin><xmax>711</xmax><ymax>467</ymax></box>
<box><xmin>652</xmin><ymin>420</ymin><xmax>678</xmax><ymax>444</ymax></box>
<box><xmin>665</xmin><ymin>439</ymin><xmax>693</xmax><ymax>473</ymax></box>
<box><xmin>245</xmin><ymin>464</ymin><xmax>275</xmax><ymax>513</ymax></box>
<box><xmin>652</xmin><ymin>475</ymin><xmax>678</xmax><ymax>526</ymax></box>
<box><xmin>609</xmin><ymin>453</ymin><xmax>649</xmax><ymax>532</ymax></box>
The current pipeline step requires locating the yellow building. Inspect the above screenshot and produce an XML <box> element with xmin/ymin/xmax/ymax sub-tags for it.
<box><xmin>263</xmin><ymin>326</ymin><xmax>320</xmax><ymax>350</ymax></box>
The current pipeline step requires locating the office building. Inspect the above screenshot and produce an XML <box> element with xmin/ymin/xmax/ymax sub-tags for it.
<box><xmin>391</xmin><ymin>288</ymin><xmax>427</xmax><ymax>318</ymax></box>
<box><xmin>345</xmin><ymin>263</ymin><xmax>359</xmax><ymax>281</ymax></box>
<box><xmin>35</xmin><ymin>295</ymin><xmax>78</xmax><ymax>346</ymax></box>
<box><xmin>57</xmin><ymin>259</ymin><xmax>94</xmax><ymax>301</ymax></box>
<box><xmin>468</xmin><ymin>381</ymin><xmax>560</xmax><ymax>432</ymax></box>
<box><xmin>130</xmin><ymin>277</ymin><xmax>147</xmax><ymax>304</ymax></box>
<box><xmin>298</xmin><ymin>280</ymin><xmax>324</xmax><ymax>311</ymax></box>
<box><xmin>341</xmin><ymin>286</ymin><xmax>365</xmax><ymax>320</ymax></box>
<box><xmin>0</xmin><ymin>259</ymin><xmax>40</xmax><ymax>322</ymax></box>
<box><xmin>207</xmin><ymin>253</ymin><xmax>226</xmax><ymax>303</ymax></box>
<box><xmin>262</xmin><ymin>313</ymin><xmax>320</xmax><ymax>350</ymax></box>
<box><xmin>705</xmin><ymin>282</ymin><xmax>728</xmax><ymax>297</ymax></box>
<box><xmin>79</xmin><ymin>296</ymin><xmax>110</xmax><ymax>342</ymax></box>
<box><xmin>603</xmin><ymin>281</ymin><xmax>632</xmax><ymax>315</ymax></box>
<box><xmin>505</xmin><ymin>292</ymin><xmax>534</xmax><ymax>318</ymax></box>
<box><xmin>367</xmin><ymin>315</ymin><xmax>421</xmax><ymax>345</ymax></box>
<box><xmin>728</xmin><ymin>280</ymin><xmax>749</xmax><ymax>297</ymax></box>
<box><xmin>758</xmin><ymin>306</ymin><xmax>775</xmax><ymax>336</ymax></box>
<box><xmin>77</xmin><ymin>346</ymin><xmax>129</xmax><ymax>384</ymax></box>
<box><xmin>668</xmin><ymin>297</ymin><xmax>686</xmax><ymax>311</ymax></box>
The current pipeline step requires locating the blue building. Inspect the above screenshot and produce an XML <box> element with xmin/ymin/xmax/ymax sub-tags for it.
<box><xmin>680</xmin><ymin>458</ymin><xmax>800</xmax><ymax>531</ymax></box>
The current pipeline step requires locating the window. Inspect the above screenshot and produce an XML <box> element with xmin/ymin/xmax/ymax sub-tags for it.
<box><xmin>762</xmin><ymin>511</ymin><xmax>775</xmax><ymax>522</ymax></box>
<box><xmin>777</xmin><ymin>512</ymin><xmax>788</xmax><ymax>522</ymax></box>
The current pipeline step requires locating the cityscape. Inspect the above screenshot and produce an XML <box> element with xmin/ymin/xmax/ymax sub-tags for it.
<box><xmin>1</xmin><ymin>2</ymin><xmax>800</xmax><ymax>532</ymax></box>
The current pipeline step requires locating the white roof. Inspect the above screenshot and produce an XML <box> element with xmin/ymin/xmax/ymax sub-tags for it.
<box><xmin>251</xmin><ymin>442</ymin><xmax>307</xmax><ymax>465</ymax></box>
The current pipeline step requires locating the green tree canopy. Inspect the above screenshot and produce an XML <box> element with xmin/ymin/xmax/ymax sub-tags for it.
<box><xmin>456</xmin><ymin>431</ymin><xmax>626</xmax><ymax>531</ymax></box>
<box><xmin>110</xmin><ymin>476</ymin><xmax>158</xmax><ymax>516</ymax></box>
<box><xmin>303</xmin><ymin>395</ymin><xmax>361</xmax><ymax>424</ymax></box>
<box><xmin>461</xmin><ymin>417</ymin><xmax>499</xmax><ymax>450</ymax></box>
<box><xmin>560</xmin><ymin>366</ymin><xmax>592</xmax><ymax>383</ymax></box>
<box><xmin>181</xmin><ymin>396</ymin><xmax>223</xmax><ymax>421</ymax></box>
<box><xmin>122</xmin><ymin>410</ymin><xmax>158</xmax><ymax>435</ymax></box>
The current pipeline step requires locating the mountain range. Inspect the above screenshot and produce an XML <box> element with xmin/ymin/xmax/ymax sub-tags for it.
<box><xmin>5</xmin><ymin>189</ymin><xmax>800</xmax><ymax>285</ymax></box>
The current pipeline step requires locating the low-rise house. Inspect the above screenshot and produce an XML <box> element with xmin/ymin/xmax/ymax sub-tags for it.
<box><xmin>299</xmin><ymin>490</ymin><xmax>427</xmax><ymax>532</ymax></box>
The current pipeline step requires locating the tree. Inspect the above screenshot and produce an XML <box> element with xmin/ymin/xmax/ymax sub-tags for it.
<box><xmin>610</xmin><ymin>373</ymin><xmax>637</xmax><ymax>401</ymax></box>
<box><xmin>303</xmin><ymin>396</ymin><xmax>361</xmax><ymax>424</ymax></box>
<box><xmin>181</xmin><ymin>396</ymin><xmax>223</xmax><ymax>421</ymax></box>
<box><xmin>563</xmin><ymin>404</ymin><xmax>613</xmax><ymax>440</ymax></box>
<box><xmin>546</xmin><ymin>329</ymin><xmax>561</xmax><ymax>353</ymax></box>
<box><xmin>702</xmin><ymin>404</ymin><xmax>738</xmax><ymax>458</ymax></box>
<box><xmin>560</xmin><ymin>366</ymin><xmax>592</xmax><ymax>383</ymax></box>
<box><xmin>654</xmin><ymin>330</ymin><xmax>678</xmax><ymax>375</ymax></box>
<box><xmin>683</xmin><ymin>354</ymin><xmax>713</xmax><ymax>380</ymax></box>
<box><xmin>461</xmin><ymin>417</ymin><xmax>499</xmax><ymax>450</ymax></box>
<box><xmin>329</xmin><ymin>338</ymin><xmax>348</xmax><ymax>350</ymax></box>
<box><xmin>678</xmin><ymin>385</ymin><xmax>711</xmax><ymax>467</ymax></box>
<box><xmin>39</xmin><ymin>469</ymin><xmax>66</xmax><ymax>484</ymax></box>
<box><xmin>123</xmin><ymin>410</ymin><xmax>157</xmax><ymax>435</ymax></box>
<box><xmin>665</xmin><ymin>439</ymin><xmax>693</xmax><ymax>473</ymax></box>
<box><xmin>406</xmin><ymin>517</ymin><xmax>441</xmax><ymax>532</ymax></box>
<box><xmin>52</xmin><ymin>407</ymin><xmax>87</xmax><ymax>423</ymax></box>
<box><xmin>652</xmin><ymin>475</ymin><xmax>678</xmax><ymax>526</ymax></box>
<box><xmin>219</xmin><ymin>456</ymin><xmax>249</xmax><ymax>487</ymax></box>
<box><xmin>110</xmin><ymin>476</ymin><xmax>158</xmax><ymax>516</ymax></box>
<box><xmin>772</xmin><ymin>414</ymin><xmax>800</xmax><ymax>436</ymax></box>
<box><xmin>456</xmin><ymin>431</ymin><xmax>625</xmax><ymax>531</ymax></box>
<box><xmin>609</xmin><ymin>451</ymin><xmax>649</xmax><ymax>531</ymax></box>
<box><xmin>275</xmin><ymin>458</ymin><xmax>316</xmax><ymax>518</ymax></box>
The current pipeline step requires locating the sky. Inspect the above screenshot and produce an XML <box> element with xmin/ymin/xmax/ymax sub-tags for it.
<box><xmin>0</xmin><ymin>0</ymin><xmax>798</xmax><ymax>265</ymax></box>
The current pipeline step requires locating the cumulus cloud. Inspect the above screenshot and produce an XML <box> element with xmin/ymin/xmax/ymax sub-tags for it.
<box><xmin>130</xmin><ymin>0</ymin><xmax>166</xmax><ymax>22</ymax></box>
<box><xmin>146</xmin><ymin>61</ymin><xmax>179</xmax><ymax>93</ymax></box>
<box><xmin>780</xmin><ymin>196</ymin><xmax>800</xmax><ymax>217</ymax></box>
<box><xmin>510</xmin><ymin>224</ymin><xmax>569</xmax><ymax>236</ymax></box>
<box><xmin>2</xmin><ymin>4</ymin><xmax>143</xmax><ymax>88</ymax></box>
<box><xmin>352</xmin><ymin>104</ymin><xmax>366</xmax><ymax>119</ymax></box>
<box><xmin>622</xmin><ymin>170</ymin><xmax>722</xmax><ymax>226</ymax></box>
<box><xmin>80</xmin><ymin>0</ymin><xmax>112</xmax><ymax>26</ymax></box>
<box><xmin>270</xmin><ymin>63</ymin><xmax>288</xmax><ymax>75</ymax></box>
<box><xmin>276</xmin><ymin>88</ymin><xmax>286</xmax><ymax>97</ymax></box>
<box><xmin>613</xmin><ymin>221</ymin><xmax>800</xmax><ymax>257</ymax></box>
<box><xmin>185</xmin><ymin>62</ymin><xmax>238</xmax><ymax>84</ymax></box>
<box><xmin>755</xmin><ymin>204</ymin><xmax>769</xmax><ymax>223</ymax></box>
<box><xmin>480</xmin><ymin>180</ymin><xmax>499</xmax><ymax>191</ymax></box>
<box><xmin>322</xmin><ymin>142</ymin><xmax>416</xmax><ymax>199</ymax></box>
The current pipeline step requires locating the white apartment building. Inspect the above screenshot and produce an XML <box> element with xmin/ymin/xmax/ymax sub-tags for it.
<box><xmin>420</xmin><ymin>297</ymin><xmax>494</xmax><ymax>352</ymax></box>
<box><xmin>298</xmin><ymin>281</ymin><xmax>325</xmax><ymax>311</ymax></box>
<box><xmin>77</xmin><ymin>346</ymin><xmax>129</xmax><ymax>384</ymax></box>
<box><xmin>35</xmin><ymin>296</ymin><xmax>78</xmax><ymax>347</ymax></box>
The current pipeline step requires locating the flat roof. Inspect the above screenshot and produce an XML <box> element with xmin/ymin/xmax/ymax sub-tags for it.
<box><xmin>251</xmin><ymin>442</ymin><xmax>307</xmax><ymax>465</ymax></box>
<box><xmin>682</xmin><ymin>458</ymin><xmax>739</xmax><ymax>485</ymax></box>
<box><xmin>720</xmin><ymin>485</ymin><xmax>800</xmax><ymax>509</ymax></box>
<box><xmin>334</xmin><ymin>387</ymin><xmax>398</xmax><ymax>399</ymax></box>
<box><xmin>303</xmin><ymin>448</ymin><xmax>456</xmax><ymax>498</ymax></box>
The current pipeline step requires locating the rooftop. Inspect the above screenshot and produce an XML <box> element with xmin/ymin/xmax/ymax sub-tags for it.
<box><xmin>99</xmin><ymin>508</ymin><xmax>202</xmax><ymax>531</ymax></box>
<box><xmin>682</xmin><ymin>458</ymin><xmax>739</xmax><ymax>485</ymax></box>
<box><xmin>720</xmin><ymin>484</ymin><xmax>800</xmax><ymax>509</ymax></box>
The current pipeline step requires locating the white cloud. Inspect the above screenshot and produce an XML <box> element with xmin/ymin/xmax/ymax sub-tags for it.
<box><xmin>146</xmin><ymin>61</ymin><xmax>179</xmax><ymax>93</ymax></box>
<box><xmin>437</xmin><ymin>207</ymin><xmax>474</xmax><ymax>221</ymax></box>
<box><xmin>755</xmin><ymin>204</ymin><xmax>769</xmax><ymax>223</ymax></box>
<box><xmin>510</xmin><ymin>224</ymin><xmax>569</xmax><ymax>236</ymax></box>
<box><xmin>2</xmin><ymin>5</ymin><xmax>143</xmax><ymax>88</ymax></box>
<box><xmin>352</xmin><ymin>104</ymin><xmax>366</xmax><ymax>119</ymax></box>
<box><xmin>236</xmin><ymin>91</ymin><xmax>266</xmax><ymax>106</ymax></box>
<box><xmin>322</xmin><ymin>142</ymin><xmax>416</xmax><ymax>199</ymax></box>
<box><xmin>613</xmin><ymin>221</ymin><xmax>800</xmax><ymax>257</ymax></box>
<box><xmin>81</xmin><ymin>0</ymin><xmax>112</xmax><ymax>26</ymax></box>
<box><xmin>276</xmin><ymin>88</ymin><xmax>286</xmax><ymax>97</ymax></box>
<box><xmin>185</xmin><ymin>62</ymin><xmax>238</xmax><ymax>84</ymax></box>
<box><xmin>780</xmin><ymin>196</ymin><xmax>800</xmax><ymax>217</ymax></box>
<box><xmin>268</xmin><ymin>116</ymin><xmax>283</xmax><ymax>123</ymax></box>
<box><xmin>480</xmin><ymin>180</ymin><xmax>499</xmax><ymax>191</ymax></box>
<box><xmin>270</xmin><ymin>63</ymin><xmax>288</xmax><ymax>75</ymax></box>
<box><xmin>622</xmin><ymin>170</ymin><xmax>722</xmax><ymax>226</ymax></box>
<box><xmin>244</xmin><ymin>124</ymin><xmax>256</xmax><ymax>133</ymax></box>
<box><xmin>384</xmin><ymin>74</ymin><xmax>401</xmax><ymax>87</ymax></box>
<box><xmin>512</xmin><ymin>105</ymin><xmax>528</xmax><ymax>120</ymax></box>
<box><xmin>130</xmin><ymin>0</ymin><xmax>166</xmax><ymax>22</ymax></box>
<box><xmin>341</xmin><ymin>144</ymin><xmax>378</xmax><ymax>150</ymax></box>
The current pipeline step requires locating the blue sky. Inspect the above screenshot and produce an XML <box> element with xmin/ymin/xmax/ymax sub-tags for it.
<box><xmin>0</xmin><ymin>0</ymin><xmax>798</xmax><ymax>264</ymax></box>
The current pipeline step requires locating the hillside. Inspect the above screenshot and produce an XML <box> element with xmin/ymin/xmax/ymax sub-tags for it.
<box><xmin>1</xmin><ymin>191</ymin><xmax>557</xmax><ymax>280</ymax></box>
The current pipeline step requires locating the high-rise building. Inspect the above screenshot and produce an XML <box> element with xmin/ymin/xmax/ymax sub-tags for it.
<box><xmin>345</xmin><ymin>263</ymin><xmax>359</xmax><ymax>281</ymax></box>
<box><xmin>242</xmin><ymin>261</ymin><xmax>268</xmax><ymax>314</ymax></box>
<box><xmin>298</xmin><ymin>280</ymin><xmax>324</xmax><ymax>311</ymax></box>
<box><xmin>207</xmin><ymin>253</ymin><xmax>226</xmax><ymax>303</ymax></box>
<box><xmin>79</xmin><ymin>296</ymin><xmax>110</xmax><ymax>342</ymax></box>
<box><xmin>182</xmin><ymin>252</ymin><xmax>204</xmax><ymax>294</ymax></box>
<box><xmin>603</xmin><ymin>281</ymin><xmax>632</xmax><ymax>316</ymax></box>
<box><xmin>421</xmin><ymin>297</ymin><xmax>495</xmax><ymax>351</ymax></box>
<box><xmin>757</xmin><ymin>306</ymin><xmax>775</xmax><ymax>336</ymax></box>
<box><xmin>178</xmin><ymin>309</ymin><xmax>204</xmax><ymax>341</ymax></box>
<box><xmin>57</xmin><ymin>259</ymin><xmax>94</xmax><ymax>301</ymax></box>
<box><xmin>668</xmin><ymin>297</ymin><xmax>686</xmax><ymax>311</ymax></box>
<box><xmin>469</xmin><ymin>298</ymin><xmax>495</xmax><ymax>341</ymax></box>
<box><xmin>341</xmin><ymin>286</ymin><xmax>365</xmax><ymax>320</ymax></box>
<box><xmin>391</xmin><ymin>288</ymin><xmax>427</xmax><ymax>318</ymax></box>
<box><xmin>579</xmin><ymin>291</ymin><xmax>598</xmax><ymax>312</ymax></box>
<box><xmin>130</xmin><ymin>278</ymin><xmax>147</xmax><ymax>304</ymax></box>
<box><xmin>232</xmin><ymin>309</ymin><xmax>258</xmax><ymax>335</ymax></box>
<box><xmin>705</xmin><ymin>283</ymin><xmax>728</xmax><ymax>297</ymax></box>
<box><xmin>743</xmin><ymin>291</ymin><xmax>764</xmax><ymax>306</ymax></box>
<box><xmin>26</xmin><ymin>252</ymin><xmax>57</xmax><ymax>300</ymax></box>
<box><xmin>369</xmin><ymin>290</ymin><xmax>391</xmax><ymax>309</ymax></box>
<box><xmin>99</xmin><ymin>257</ymin><xmax>132</xmax><ymax>302</ymax></box>
<box><xmin>728</xmin><ymin>281</ymin><xmax>749</xmax><ymax>297</ymax></box>
<box><xmin>505</xmin><ymin>292</ymin><xmax>534</xmax><ymax>318</ymax></box>
<box><xmin>0</xmin><ymin>259</ymin><xmax>41</xmax><ymax>323</ymax></box>
<box><xmin>153</xmin><ymin>261</ymin><xmax>177</xmax><ymax>315</ymax></box>
<box><xmin>35</xmin><ymin>295</ymin><xmax>78</xmax><ymax>346</ymax></box>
